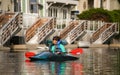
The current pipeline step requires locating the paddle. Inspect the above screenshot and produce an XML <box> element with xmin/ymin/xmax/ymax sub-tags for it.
<box><xmin>70</xmin><ymin>48</ymin><xmax>83</xmax><ymax>55</ymax></box>
<box><xmin>25</xmin><ymin>46</ymin><xmax>49</xmax><ymax>58</ymax></box>
<box><xmin>25</xmin><ymin>52</ymin><xmax>36</xmax><ymax>58</ymax></box>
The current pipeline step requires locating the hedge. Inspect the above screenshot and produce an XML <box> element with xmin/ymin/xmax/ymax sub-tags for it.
<box><xmin>77</xmin><ymin>8</ymin><xmax>120</xmax><ymax>39</ymax></box>
<box><xmin>118</xmin><ymin>0</ymin><xmax>120</xmax><ymax>4</ymax></box>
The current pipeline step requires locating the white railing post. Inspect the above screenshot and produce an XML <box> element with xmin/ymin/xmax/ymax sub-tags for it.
<box><xmin>0</xmin><ymin>29</ymin><xmax>2</xmax><ymax>45</ymax></box>
<box><xmin>93</xmin><ymin>21</ymin><xmax>95</xmax><ymax>31</ymax></box>
<box><xmin>87</xmin><ymin>20</ymin><xmax>90</xmax><ymax>31</ymax></box>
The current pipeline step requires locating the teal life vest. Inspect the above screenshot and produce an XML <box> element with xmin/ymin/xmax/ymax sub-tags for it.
<box><xmin>51</xmin><ymin>43</ymin><xmax>66</xmax><ymax>53</ymax></box>
<box><xmin>45</xmin><ymin>40</ymin><xmax>67</xmax><ymax>53</ymax></box>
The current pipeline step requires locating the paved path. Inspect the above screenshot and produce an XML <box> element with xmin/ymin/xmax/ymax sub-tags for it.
<box><xmin>0</xmin><ymin>44</ymin><xmax>120</xmax><ymax>51</ymax></box>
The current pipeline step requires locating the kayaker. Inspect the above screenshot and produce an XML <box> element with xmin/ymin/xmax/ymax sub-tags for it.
<box><xmin>50</xmin><ymin>36</ymin><xmax>67</xmax><ymax>55</ymax></box>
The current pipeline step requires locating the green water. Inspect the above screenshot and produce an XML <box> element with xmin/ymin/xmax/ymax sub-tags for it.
<box><xmin>0</xmin><ymin>48</ymin><xmax>119</xmax><ymax>75</ymax></box>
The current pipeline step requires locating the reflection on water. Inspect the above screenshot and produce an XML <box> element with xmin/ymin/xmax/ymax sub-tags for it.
<box><xmin>0</xmin><ymin>48</ymin><xmax>120</xmax><ymax>75</ymax></box>
<box><xmin>49</xmin><ymin>62</ymin><xmax>66</xmax><ymax>75</ymax></box>
<box><xmin>71</xmin><ymin>62</ymin><xmax>83</xmax><ymax>75</ymax></box>
<box><xmin>82</xmin><ymin>48</ymin><xmax>120</xmax><ymax>75</ymax></box>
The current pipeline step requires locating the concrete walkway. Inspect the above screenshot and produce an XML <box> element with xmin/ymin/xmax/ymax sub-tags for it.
<box><xmin>0</xmin><ymin>44</ymin><xmax>120</xmax><ymax>51</ymax></box>
<box><xmin>0</xmin><ymin>46</ymin><xmax>10</xmax><ymax>51</ymax></box>
<box><xmin>11</xmin><ymin>44</ymin><xmax>78</xmax><ymax>50</ymax></box>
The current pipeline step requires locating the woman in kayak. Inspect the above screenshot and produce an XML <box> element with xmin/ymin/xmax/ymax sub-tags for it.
<box><xmin>50</xmin><ymin>36</ymin><xmax>67</xmax><ymax>55</ymax></box>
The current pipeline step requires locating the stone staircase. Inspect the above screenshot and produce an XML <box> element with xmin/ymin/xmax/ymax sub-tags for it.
<box><xmin>60</xmin><ymin>20</ymin><xmax>88</xmax><ymax>44</ymax></box>
<box><xmin>91</xmin><ymin>23</ymin><xmax>119</xmax><ymax>44</ymax></box>
<box><xmin>25</xmin><ymin>17</ymin><xmax>55</xmax><ymax>44</ymax></box>
<box><xmin>0</xmin><ymin>12</ymin><xmax>23</xmax><ymax>45</ymax></box>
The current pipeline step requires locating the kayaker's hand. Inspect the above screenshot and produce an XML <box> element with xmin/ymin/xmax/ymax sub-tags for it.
<box><xmin>56</xmin><ymin>52</ymin><xmax>61</xmax><ymax>55</ymax></box>
<box><xmin>55</xmin><ymin>52</ymin><xmax>67</xmax><ymax>55</ymax></box>
<box><xmin>61</xmin><ymin>52</ymin><xmax>67</xmax><ymax>55</ymax></box>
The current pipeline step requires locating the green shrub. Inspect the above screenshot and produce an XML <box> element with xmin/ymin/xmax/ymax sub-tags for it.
<box><xmin>78</xmin><ymin>8</ymin><xmax>120</xmax><ymax>22</ymax></box>
<box><xmin>118</xmin><ymin>0</ymin><xmax>120</xmax><ymax>4</ymax></box>
<box><xmin>109</xmin><ymin>10</ymin><xmax>120</xmax><ymax>22</ymax></box>
<box><xmin>77</xmin><ymin>8</ymin><xmax>112</xmax><ymax>22</ymax></box>
<box><xmin>77</xmin><ymin>8</ymin><xmax>120</xmax><ymax>39</ymax></box>
<box><xmin>112</xmin><ymin>10</ymin><xmax>120</xmax><ymax>39</ymax></box>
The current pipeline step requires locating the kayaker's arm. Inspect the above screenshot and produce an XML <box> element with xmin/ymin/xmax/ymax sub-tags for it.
<box><xmin>59</xmin><ymin>44</ymin><xmax>67</xmax><ymax>53</ymax></box>
<box><xmin>50</xmin><ymin>45</ymin><xmax>55</xmax><ymax>53</ymax></box>
<box><xmin>45</xmin><ymin>40</ymin><xmax>52</xmax><ymax>47</ymax></box>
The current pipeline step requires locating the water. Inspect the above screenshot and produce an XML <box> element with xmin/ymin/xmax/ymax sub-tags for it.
<box><xmin>0</xmin><ymin>48</ymin><xmax>120</xmax><ymax>75</ymax></box>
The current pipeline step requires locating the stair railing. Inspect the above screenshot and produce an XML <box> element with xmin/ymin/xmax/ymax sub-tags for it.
<box><xmin>0</xmin><ymin>12</ymin><xmax>22</xmax><ymax>45</ymax></box>
<box><xmin>25</xmin><ymin>18</ymin><xmax>45</xmax><ymax>42</ymax></box>
<box><xmin>60</xmin><ymin>20</ymin><xmax>78</xmax><ymax>39</ymax></box>
<box><xmin>101</xmin><ymin>23</ymin><xmax>119</xmax><ymax>43</ymax></box>
<box><xmin>37</xmin><ymin>18</ymin><xmax>55</xmax><ymax>43</ymax></box>
<box><xmin>66</xmin><ymin>20</ymin><xmax>87</xmax><ymax>44</ymax></box>
<box><xmin>91</xmin><ymin>23</ymin><xmax>112</xmax><ymax>43</ymax></box>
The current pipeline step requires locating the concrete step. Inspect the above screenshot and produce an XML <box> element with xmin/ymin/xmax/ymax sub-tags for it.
<box><xmin>0</xmin><ymin>46</ymin><xmax>10</xmax><ymax>51</ymax></box>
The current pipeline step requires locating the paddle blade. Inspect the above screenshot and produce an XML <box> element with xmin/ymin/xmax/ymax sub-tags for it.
<box><xmin>25</xmin><ymin>52</ymin><xmax>36</xmax><ymax>58</ymax></box>
<box><xmin>70</xmin><ymin>48</ymin><xmax>83</xmax><ymax>55</ymax></box>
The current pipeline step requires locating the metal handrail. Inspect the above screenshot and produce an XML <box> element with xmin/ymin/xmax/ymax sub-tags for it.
<box><xmin>25</xmin><ymin>18</ymin><xmax>48</xmax><ymax>42</ymax></box>
<box><xmin>67</xmin><ymin>20</ymin><xmax>87</xmax><ymax>44</ymax></box>
<box><xmin>101</xmin><ymin>23</ymin><xmax>118</xmax><ymax>43</ymax></box>
<box><xmin>0</xmin><ymin>12</ymin><xmax>22</xmax><ymax>45</ymax></box>
<box><xmin>91</xmin><ymin>23</ymin><xmax>112</xmax><ymax>42</ymax></box>
<box><xmin>37</xmin><ymin>17</ymin><xmax>54</xmax><ymax>43</ymax></box>
<box><xmin>25</xmin><ymin>17</ymin><xmax>55</xmax><ymax>44</ymax></box>
<box><xmin>60</xmin><ymin>20</ymin><xmax>78</xmax><ymax>39</ymax></box>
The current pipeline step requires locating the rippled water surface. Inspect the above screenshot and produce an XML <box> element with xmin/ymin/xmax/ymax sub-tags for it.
<box><xmin>0</xmin><ymin>48</ymin><xmax>120</xmax><ymax>75</ymax></box>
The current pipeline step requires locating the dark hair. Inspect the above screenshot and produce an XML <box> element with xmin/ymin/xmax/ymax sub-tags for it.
<box><xmin>53</xmin><ymin>36</ymin><xmax>61</xmax><ymax>41</ymax></box>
